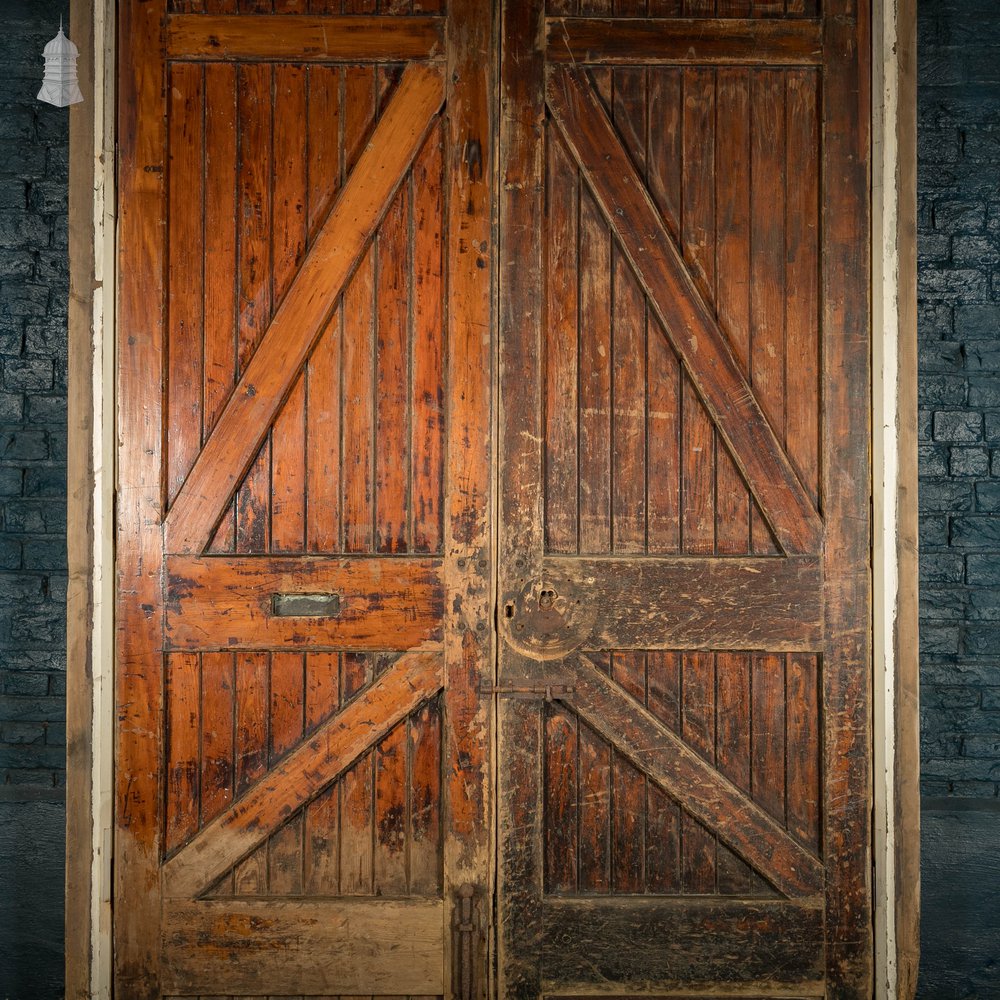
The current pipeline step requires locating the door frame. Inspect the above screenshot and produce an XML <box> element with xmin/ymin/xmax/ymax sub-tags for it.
<box><xmin>65</xmin><ymin>1</ymin><xmax>918</xmax><ymax>996</ymax></box>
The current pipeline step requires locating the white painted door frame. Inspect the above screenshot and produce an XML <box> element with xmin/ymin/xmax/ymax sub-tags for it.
<box><xmin>65</xmin><ymin>1</ymin><xmax>919</xmax><ymax>996</ymax></box>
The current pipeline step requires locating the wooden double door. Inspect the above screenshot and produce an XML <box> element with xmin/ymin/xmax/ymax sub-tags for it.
<box><xmin>116</xmin><ymin>1</ymin><xmax>871</xmax><ymax>998</ymax></box>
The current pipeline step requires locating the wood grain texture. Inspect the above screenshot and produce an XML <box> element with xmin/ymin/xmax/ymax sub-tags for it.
<box><xmin>545</xmin><ymin>556</ymin><xmax>822</xmax><ymax>651</ymax></box>
<box><xmin>539</xmin><ymin>897</ymin><xmax>824</xmax><ymax>992</ymax></box>
<box><xmin>164</xmin><ymin>650</ymin><xmax>443</xmax><ymax>897</ymax></box>
<box><xmin>545</xmin><ymin>16</ymin><xmax>823</xmax><ymax>65</ymax></box>
<box><xmin>116</xmin><ymin>0</ymin><xmax>167</xmax><ymax>994</ymax></box>
<box><xmin>167</xmin><ymin>15</ymin><xmax>446</xmax><ymax>61</ymax></box>
<box><xmin>821</xmin><ymin>0</ymin><xmax>874</xmax><ymax>996</ymax></box>
<box><xmin>498</xmin><ymin>4</ymin><xmax>547</xmax><ymax>1000</ymax></box>
<box><xmin>563</xmin><ymin>654</ymin><xmax>823</xmax><ymax>898</ymax></box>
<box><xmin>442</xmin><ymin>5</ymin><xmax>495</xmax><ymax>996</ymax></box>
<box><xmin>162</xmin><ymin>899</ymin><xmax>444</xmax><ymax>995</ymax></box>
<box><xmin>546</xmin><ymin>66</ymin><xmax>822</xmax><ymax>557</ymax></box>
<box><xmin>166</xmin><ymin>556</ymin><xmax>443</xmax><ymax>649</ymax></box>
<box><xmin>165</xmin><ymin>64</ymin><xmax>445</xmax><ymax>554</ymax></box>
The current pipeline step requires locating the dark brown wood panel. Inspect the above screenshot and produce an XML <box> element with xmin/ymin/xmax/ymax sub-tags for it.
<box><xmin>540</xmin><ymin>63</ymin><xmax>822</xmax><ymax>558</ymax></box>
<box><xmin>545</xmin><ymin>0</ymin><xmax>818</xmax><ymax>15</ymax></box>
<box><xmin>541</xmin><ymin>692</ymin><xmax>801</xmax><ymax>897</ymax></box>
<box><xmin>499</xmin><ymin>1</ymin><xmax>869</xmax><ymax>996</ymax></box>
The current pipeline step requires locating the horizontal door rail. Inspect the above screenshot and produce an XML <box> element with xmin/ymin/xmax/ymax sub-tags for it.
<box><xmin>546</xmin><ymin>16</ymin><xmax>823</xmax><ymax>66</ymax></box>
<box><xmin>167</xmin><ymin>14</ymin><xmax>445</xmax><ymax>63</ymax></box>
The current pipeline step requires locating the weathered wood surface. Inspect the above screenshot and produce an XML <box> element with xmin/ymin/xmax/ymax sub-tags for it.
<box><xmin>821</xmin><ymin>1</ymin><xmax>873</xmax><ymax>997</ymax></box>
<box><xmin>163</xmin><ymin>650</ymin><xmax>443</xmax><ymax>897</ymax></box>
<box><xmin>162</xmin><ymin>899</ymin><xmax>444</xmax><ymax>995</ymax></box>
<box><xmin>116</xmin><ymin>0</ymin><xmax>166</xmax><ymax>996</ymax></box>
<box><xmin>546</xmin><ymin>65</ymin><xmax>821</xmax><ymax>557</ymax></box>
<box><xmin>539</xmin><ymin>898</ymin><xmax>824</xmax><ymax>992</ymax></box>
<box><xmin>165</xmin><ymin>556</ymin><xmax>444</xmax><ymax>649</ymax></box>
<box><xmin>547</xmin><ymin>556</ymin><xmax>822</xmax><ymax>651</ymax></box>
<box><xmin>165</xmin><ymin>62</ymin><xmax>444</xmax><ymax>554</ymax></box>
<box><xmin>497</xmin><ymin>1</ymin><xmax>547</xmax><ymax>998</ymax></box>
<box><xmin>167</xmin><ymin>14</ymin><xmax>445</xmax><ymax>61</ymax></box>
<box><xmin>546</xmin><ymin>16</ymin><xmax>823</xmax><ymax>65</ymax></box>
<box><xmin>442</xmin><ymin>1</ymin><xmax>495</xmax><ymax>997</ymax></box>
<box><xmin>562</xmin><ymin>654</ymin><xmax>823</xmax><ymax>898</ymax></box>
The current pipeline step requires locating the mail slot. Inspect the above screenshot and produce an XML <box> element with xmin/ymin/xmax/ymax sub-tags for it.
<box><xmin>271</xmin><ymin>592</ymin><xmax>342</xmax><ymax>618</ymax></box>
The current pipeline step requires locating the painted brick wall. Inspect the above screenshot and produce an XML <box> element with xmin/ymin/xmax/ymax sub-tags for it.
<box><xmin>0</xmin><ymin>1</ymin><xmax>68</xmax><ymax>997</ymax></box>
<box><xmin>0</xmin><ymin>0</ymin><xmax>69</xmax><ymax>798</ymax></box>
<box><xmin>918</xmin><ymin>0</ymin><xmax>1000</xmax><ymax>800</ymax></box>
<box><xmin>917</xmin><ymin>1</ymin><xmax>1000</xmax><ymax>997</ymax></box>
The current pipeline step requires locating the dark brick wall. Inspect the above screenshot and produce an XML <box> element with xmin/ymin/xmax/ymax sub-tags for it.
<box><xmin>918</xmin><ymin>1</ymin><xmax>1000</xmax><ymax>997</ymax></box>
<box><xmin>0</xmin><ymin>0</ymin><xmax>69</xmax><ymax>799</ymax></box>
<box><xmin>918</xmin><ymin>0</ymin><xmax>1000</xmax><ymax>800</ymax></box>
<box><xmin>0</xmin><ymin>0</ymin><xmax>68</xmax><ymax>997</ymax></box>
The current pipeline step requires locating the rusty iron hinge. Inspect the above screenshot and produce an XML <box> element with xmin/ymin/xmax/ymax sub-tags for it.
<box><xmin>453</xmin><ymin>883</ymin><xmax>482</xmax><ymax>1000</ymax></box>
<box><xmin>479</xmin><ymin>680</ymin><xmax>575</xmax><ymax>701</ymax></box>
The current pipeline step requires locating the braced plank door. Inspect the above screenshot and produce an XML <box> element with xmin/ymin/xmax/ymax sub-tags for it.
<box><xmin>116</xmin><ymin>3</ymin><xmax>493</xmax><ymax>998</ymax></box>
<box><xmin>497</xmin><ymin>4</ymin><xmax>871</xmax><ymax>1000</ymax></box>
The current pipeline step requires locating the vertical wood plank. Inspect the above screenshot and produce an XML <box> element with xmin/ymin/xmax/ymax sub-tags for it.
<box><xmin>203</xmin><ymin>62</ymin><xmax>238</xmax><ymax>435</ymax></box>
<box><xmin>645</xmin><ymin>782</ymin><xmax>681</xmax><ymax>894</ymax></box>
<box><xmin>680</xmin><ymin>67</ymin><xmax>717</xmax><ymax>557</ymax></box>
<box><xmin>236</xmin><ymin>64</ymin><xmax>273</xmax><ymax>555</ymax></box>
<box><xmin>410</xmin><ymin>123</ymin><xmax>445</xmax><ymax>555</ymax></box>
<box><xmin>714</xmin><ymin>67</ymin><xmax>752</xmax><ymax>555</ymax></box>
<box><xmin>166</xmin><ymin>64</ymin><xmax>204</xmax><ymax>508</ymax></box>
<box><xmin>408</xmin><ymin>698</ymin><xmax>442</xmax><ymax>895</ymax></box>
<box><xmin>269</xmin><ymin>651</ymin><xmax>304</xmax><ymax>763</ymax></box>
<box><xmin>611</xmin><ymin>254</ymin><xmax>647</xmax><ymax>554</ymax></box>
<box><xmin>822</xmin><ymin>0</ymin><xmax>873</xmax><ymax>987</ymax></box>
<box><xmin>268</xmin><ymin>815</ymin><xmax>304</xmax><ymax>894</ymax></box>
<box><xmin>715</xmin><ymin>651</ymin><xmax>753</xmax><ymax>893</ymax></box>
<box><xmin>235</xmin><ymin>652</ymin><xmax>268</xmax><ymax>795</ymax></box>
<box><xmin>750</xmin><ymin>69</ymin><xmax>786</xmax><ymax>555</ymax></box>
<box><xmin>544</xmin><ymin>132</ymin><xmax>580</xmax><ymax>554</ymax></box>
<box><xmin>610</xmin><ymin>62</ymin><xmax>647</xmax><ymax>554</ymax></box>
<box><xmin>340</xmin><ymin>752</ymin><xmax>375</xmax><ymax>894</ymax></box>
<box><xmin>303</xmin><ymin>651</ymin><xmax>340</xmax><ymax>895</ymax></box>
<box><xmin>200</xmin><ymin>651</ymin><xmax>235</xmax><ymax>826</ymax></box>
<box><xmin>787</xmin><ymin>652</ymin><xmax>820</xmax><ymax>853</ymax></box>
<box><xmin>645</xmin><ymin>68</ymin><xmax>682</xmax><ymax>555</ymax></box>
<box><xmin>681</xmin><ymin>651</ymin><xmax>717</xmax><ymax>892</ymax></box>
<box><xmin>305</xmin><ymin>65</ymin><xmax>343</xmax><ymax>553</ymax></box>
<box><xmin>785</xmin><ymin>69</ymin><xmax>821</xmax><ymax>506</ymax></box>
<box><xmin>611</xmin><ymin>752</ymin><xmax>644</xmax><ymax>893</ymax></box>
<box><xmin>116</xmin><ymin>0</ymin><xmax>166</xmax><ymax>987</ymax></box>
<box><xmin>165</xmin><ymin>653</ymin><xmax>200</xmax><ymax>852</ymax></box>
<box><xmin>577</xmin><ymin>720</ymin><xmax>611</xmax><ymax>893</ymax></box>
<box><xmin>340</xmin><ymin>67</ymin><xmax>378</xmax><ymax>555</ymax></box>
<box><xmin>752</xmin><ymin>652</ymin><xmax>787</xmax><ymax>827</ymax></box>
<box><xmin>578</xmin><ymin>187</ymin><xmax>612</xmax><ymax>554</ymax></box>
<box><xmin>342</xmin><ymin>651</ymin><xmax>372</xmax><ymax>703</ymax></box>
<box><xmin>342</xmin><ymin>241</ymin><xmax>376</xmax><ymax>553</ymax></box>
<box><xmin>499</xmin><ymin>19</ymin><xmax>547</xmax><ymax>998</ymax></box>
<box><xmin>544</xmin><ymin>705</ymin><xmax>578</xmax><ymax>893</ymax></box>
<box><xmin>446</xmin><ymin>0</ymin><xmax>494</xmax><ymax>994</ymax></box>
<box><xmin>374</xmin><ymin>719</ymin><xmax>409</xmax><ymax>895</ymax></box>
<box><xmin>202</xmin><ymin>64</ymin><xmax>238</xmax><ymax>555</ymax></box>
<box><xmin>305</xmin><ymin>651</ymin><xmax>340</xmax><ymax>733</ymax></box>
<box><xmin>270</xmin><ymin>65</ymin><xmax>308</xmax><ymax>554</ymax></box>
<box><xmin>645</xmin><ymin>650</ymin><xmax>682</xmax><ymax>892</ymax></box>
<box><xmin>304</xmin><ymin>782</ymin><xmax>340</xmax><ymax>894</ymax></box>
<box><xmin>375</xmin><ymin>182</ymin><xmax>411</xmax><ymax>553</ymax></box>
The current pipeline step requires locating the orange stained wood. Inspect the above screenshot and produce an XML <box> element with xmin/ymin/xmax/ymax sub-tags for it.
<box><xmin>165</xmin><ymin>61</ymin><xmax>445</xmax><ymax>555</ymax></box>
<box><xmin>164</xmin><ymin>650</ymin><xmax>443</xmax><ymax>898</ymax></box>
